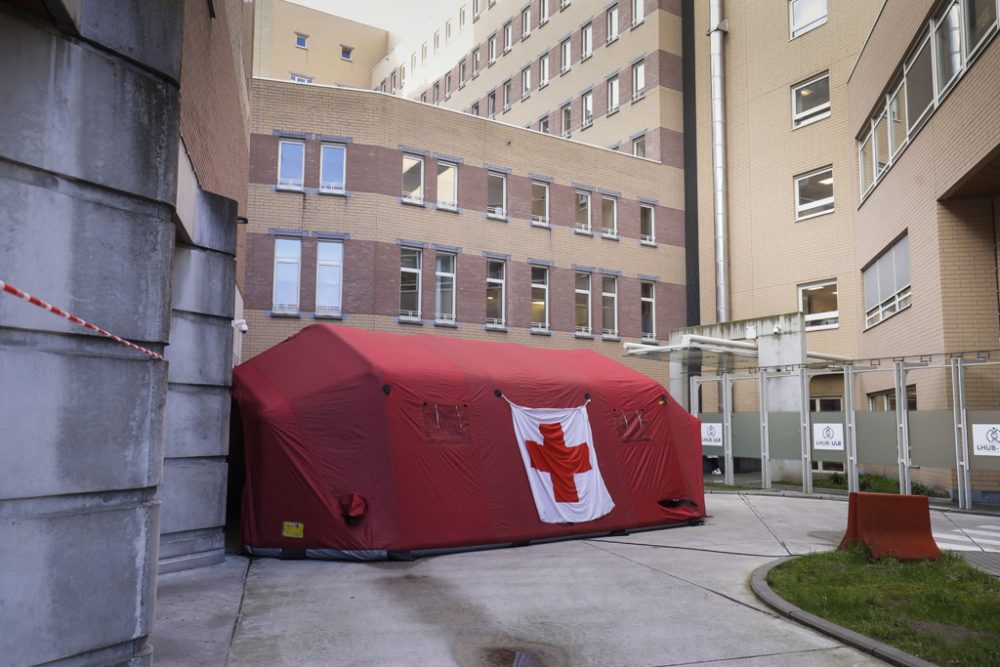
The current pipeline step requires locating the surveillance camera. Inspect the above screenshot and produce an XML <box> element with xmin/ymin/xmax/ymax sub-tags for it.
<box><xmin>232</xmin><ymin>319</ymin><xmax>249</xmax><ymax>334</ymax></box>
<box><xmin>239</xmin><ymin>323</ymin><xmax>249</xmax><ymax>334</ymax></box>
<box><xmin>772</xmin><ymin>324</ymin><xmax>782</xmax><ymax>334</ymax></box>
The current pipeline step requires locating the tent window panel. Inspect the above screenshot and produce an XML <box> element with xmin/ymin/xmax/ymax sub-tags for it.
<box><xmin>615</xmin><ymin>407</ymin><xmax>652</xmax><ymax>442</ymax></box>
<box><xmin>421</xmin><ymin>403</ymin><xmax>471</xmax><ymax>444</ymax></box>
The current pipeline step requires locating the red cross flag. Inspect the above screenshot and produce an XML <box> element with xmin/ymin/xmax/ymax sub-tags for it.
<box><xmin>508</xmin><ymin>401</ymin><xmax>614</xmax><ymax>523</ymax></box>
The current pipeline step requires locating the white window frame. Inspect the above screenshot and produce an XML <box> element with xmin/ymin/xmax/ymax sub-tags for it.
<box><xmin>530</xmin><ymin>266</ymin><xmax>550</xmax><ymax>331</ymax></box>
<box><xmin>521</xmin><ymin>67</ymin><xmax>531</xmax><ymax>97</ymax></box>
<box><xmin>489</xmin><ymin>35</ymin><xmax>497</xmax><ymax>63</ymax></box>
<box><xmin>798</xmin><ymin>279</ymin><xmax>839</xmax><ymax>331</ymax></box>
<box><xmin>436</xmin><ymin>161</ymin><xmax>459</xmax><ymax>210</ymax></box>
<box><xmin>460</xmin><ymin>6</ymin><xmax>467</xmax><ymax>28</ymax></box>
<box><xmin>631</xmin><ymin>61</ymin><xmax>646</xmax><ymax>100</ymax></box>
<box><xmin>539</xmin><ymin>115</ymin><xmax>550</xmax><ymax>133</ymax></box>
<box><xmin>435</xmin><ymin>253</ymin><xmax>457</xmax><ymax>324</ymax></box>
<box><xmin>581</xmin><ymin>91</ymin><xmax>593</xmax><ymax>128</ymax></box>
<box><xmin>531</xmin><ymin>181</ymin><xmax>549</xmax><ymax>225</ymax></box>
<box><xmin>434</xmin><ymin>30</ymin><xmax>441</xmax><ymax>53</ymax></box>
<box><xmin>582</xmin><ymin>23</ymin><xmax>593</xmax><ymax>59</ymax></box>
<box><xmin>607</xmin><ymin>75</ymin><xmax>620</xmax><ymax>113</ymax></box>
<box><xmin>560</xmin><ymin>39</ymin><xmax>572</xmax><ymax>72</ymax></box>
<box><xmin>399</xmin><ymin>248</ymin><xmax>422</xmax><ymax>320</ymax></box>
<box><xmin>459</xmin><ymin>60</ymin><xmax>467</xmax><ymax>87</ymax></box>
<box><xmin>504</xmin><ymin>21</ymin><xmax>513</xmax><ymax>51</ymax></box>
<box><xmin>539</xmin><ymin>54</ymin><xmax>550</xmax><ymax>86</ymax></box>
<box><xmin>575</xmin><ymin>272</ymin><xmax>592</xmax><ymax>334</ymax></box>
<box><xmin>607</xmin><ymin>5</ymin><xmax>620</xmax><ymax>42</ymax></box>
<box><xmin>290</xmin><ymin>73</ymin><xmax>312</xmax><ymax>84</ymax></box>
<box><xmin>601</xmin><ymin>275</ymin><xmax>618</xmax><ymax>337</ymax></box>
<box><xmin>486</xmin><ymin>171</ymin><xmax>507</xmax><ymax>218</ymax></box>
<box><xmin>791</xmin><ymin>72</ymin><xmax>831</xmax><ymax>128</ymax></box>
<box><xmin>794</xmin><ymin>165</ymin><xmax>835</xmax><ymax>221</ymax></box>
<box><xmin>789</xmin><ymin>0</ymin><xmax>827</xmax><ymax>39</ymax></box>
<box><xmin>631</xmin><ymin>0</ymin><xmax>644</xmax><ymax>26</ymax></box>
<box><xmin>295</xmin><ymin>33</ymin><xmax>308</xmax><ymax>49</ymax></box>
<box><xmin>473</xmin><ymin>48</ymin><xmax>481</xmax><ymax>74</ymax></box>
<box><xmin>632</xmin><ymin>134</ymin><xmax>646</xmax><ymax>157</ymax></box>
<box><xmin>522</xmin><ymin>7</ymin><xmax>532</xmax><ymax>37</ymax></box>
<box><xmin>446</xmin><ymin>19</ymin><xmax>453</xmax><ymax>43</ymax></box>
<box><xmin>272</xmin><ymin>237</ymin><xmax>301</xmax><ymax>314</ymax></box>
<box><xmin>601</xmin><ymin>196</ymin><xmax>618</xmax><ymax>237</ymax></box>
<box><xmin>864</xmin><ymin>234</ymin><xmax>911</xmax><ymax>329</ymax></box>
<box><xmin>575</xmin><ymin>190</ymin><xmax>591</xmax><ymax>231</ymax></box>
<box><xmin>641</xmin><ymin>281</ymin><xmax>656</xmax><ymax>340</ymax></box>
<box><xmin>640</xmin><ymin>204</ymin><xmax>655</xmax><ymax>243</ymax></box>
<box><xmin>473</xmin><ymin>0</ymin><xmax>481</xmax><ymax>16</ymax></box>
<box><xmin>486</xmin><ymin>260</ymin><xmax>506</xmax><ymax>327</ymax></box>
<box><xmin>315</xmin><ymin>241</ymin><xmax>343</xmax><ymax>317</ymax></box>
<box><xmin>561</xmin><ymin>104</ymin><xmax>572</xmax><ymax>137</ymax></box>
<box><xmin>401</xmin><ymin>154</ymin><xmax>425</xmax><ymax>204</ymax></box>
<box><xmin>539</xmin><ymin>0</ymin><xmax>550</xmax><ymax>24</ymax></box>
<box><xmin>488</xmin><ymin>91</ymin><xmax>497</xmax><ymax>118</ymax></box>
<box><xmin>503</xmin><ymin>80</ymin><xmax>512</xmax><ymax>111</ymax></box>
<box><xmin>320</xmin><ymin>144</ymin><xmax>347</xmax><ymax>194</ymax></box>
<box><xmin>400</xmin><ymin>64</ymin><xmax>407</xmax><ymax>87</ymax></box>
<box><xmin>277</xmin><ymin>140</ymin><xmax>305</xmax><ymax>190</ymax></box>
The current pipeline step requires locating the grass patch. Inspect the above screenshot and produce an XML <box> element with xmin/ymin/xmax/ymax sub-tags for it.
<box><xmin>775</xmin><ymin>472</ymin><xmax>950</xmax><ymax>498</ymax></box>
<box><xmin>768</xmin><ymin>546</ymin><xmax>1000</xmax><ymax>666</ymax></box>
<box><xmin>702</xmin><ymin>481</ymin><xmax>763</xmax><ymax>491</ymax></box>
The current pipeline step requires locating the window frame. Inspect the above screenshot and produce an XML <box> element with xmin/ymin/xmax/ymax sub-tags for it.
<box><xmin>601</xmin><ymin>275</ymin><xmax>618</xmax><ymax>337</ymax></box>
<box><xmin>272</xmin><ymin>237</ymin><xmax>302</xmax><ymax>314</ymax></box>
<box><xmin>581</xmin><ymin>90</ymin><xmax>593</xmax><ymax>128</ymax></box>
<box><xmin>503</xmin><ymin>21</ymin><xmax>513</xmax><ymax>51</ymax></box>
<box><xmin>486</xmin><ymin>171</ymin><xmax>507</xmax><ymax>219</ymax></box>
<box><xmin>531</xmin><ymin>181</ymin><xmax>550</xmax><ymax>225</ymax></box>
<box><xmin>315</xmin><ymin>240</ymin><xmax>344</xmax><ymax>317</ymax></box>
<box><xmin>521</xmin><ymin>66</ymin><xmax>531</xmax><ymax>97</ymax></box>
<box><xmin>607</xmin><ymin>75</ymin><xmax>620</xmax><ymax>113</ymax></box>
<box><xmin>319</xmin><ymin>143</ymin><xmax>347</xmax><ymax>194</ymax></box>
<box><xmin>486</xmin><ymin>260</ymin><xmax>506</xmax><ymax>327</ymax></box>
<box><xmin>434</xmin><ymin>253</ymin><xmax>457</xmax><ymax>324</ymax></box>
<box><xmin>793</xmin><ymin>165</ymin><xmax>835</xmax><ymax>221</ymax></box>
<box><xmin>489</xmin><ymin>35</ymin><xmax>497</xmax><ymax>63</ymax></box>
<box><xmin>436</xmin><ymin>161</ymin><xmax>459</xmax><ymax>210</ymax></box>
<box><xmin>631</xmin><ymin>60</ymin><xmax>646</xmax><ymax>100</ymax></box>
<box><xmin>607</xmin><ymin>5</ymin><xmax>620</xmax><ymax>42</ymax></box>
<box><xmin>295</xmin><ymin>32</ymin><xmax>308</xmax><ymax>49</ymax></box>
<box><xmin>277</xmin><ymin>140</ymin><xmax>305</xmax><ymax>190</ymax></box>
<box><xmin>522</xmin><ymin>7</ymin><xmax>532</xmax><ymax>37</ymax></box>
<box><xmin>575</xmin><ymin>271</ymin><xmax>592</xmax><ymax>334</ymax></box>
<box><xmin>459</xmin><ymin>60</ymin><xmax>467</xmax><ymax>87</ymax></box>
<box><xmin>473</xmin><ymin>48</ymin><xmax>481</xmax><ymax>74</ymax></box>
<box><xmin>640</xmin><ymin>281</ymin><xmax>656</xmax><ymax>340</ymax></box>
<box><xmin>632</xmin><ymin>134</ymin><xmax>646</xmax><ymax>157</ymax></box>
<box><xmin>601</xmin><ymin>196</ymin><xmax>618</xmax><ymax>237</ymax></box>
<box><xmin>789</xmin><ymin>0</ymin><xmax>827</xmax><ymax>39</ymax></box>
<box><xmin>539</xmin><ymin>0</ymin><xmax>550</xmax><ymax>24</ymax></box>
<box><xmin>539</xmin><ymin>53</ymin><xmax>550</xmax><ymax>86</ymax></box>
<box><xmin>502</xmin><ymin>80</ymin><xmax>512</xmax><ymax>111</ymax></box>
<box><xmin>639</xmin><ymin>204</ymin><xmax>655</xmax><ymax>243</ymax></box>
<box><xmin>863</xmin><ymin>234</ymin><xmax>911</xmax><ymax>329</ymax></box>
<box><xmin>399</xmin><ymin>247</ymin><xmax>422</xmax><ymax>320</ymax></box>
<box><xmin>798</xmin><ymin>279</ymin><xmax>839</xmax><ymax>331</ymax></box>
<box><xmin>631</xmin><ymin>0</ymin><xmax>644</xmax><ymax>26</ymax></box>
<box><xmin>582</xmin><ymin>22</ymin><xmax>593</xmax><ymax>59</ymax></box>
<box><xmin>561</xmin><ymin>104</ymin><xmax>572</xmax><ymax>137</ymax></box>
<box><xmin>530</xmin><ymin>265</ymin><xmax>550</xmax><ymax>331</ymax></box>
<box><xmin>560</xmin><ymin>38</ymin><xmax>572</xmax><ymax>72</ymax></box>
<box><xmin>401</xmin><ymin>154</ymin><xmax>425</xmax><ymax>204</ymax></box>
<box><xmin>791</xmin><ymin>72</ymin><xmax>831</xmax><ymax>128</ymax></box>
<box><xmin>574</xmin><ymin>190</ymin><xmax>592</xmax><ymax>232</ymax></box>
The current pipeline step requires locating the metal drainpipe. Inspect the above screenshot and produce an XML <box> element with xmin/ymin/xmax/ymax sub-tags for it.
<box><xmin>709</xmin><ymin>0</ymin><xmax>730</xmax><ymax>323</ymax></box>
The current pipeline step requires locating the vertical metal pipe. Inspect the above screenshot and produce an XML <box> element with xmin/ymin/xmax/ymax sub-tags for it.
<box><xmin>799</xmin><ymin>366</ymin><xmax>813</xmax><ymax>494</ymax></box>
<box><xmin>722</xmin><ymin>372</ymin><xmax>734</xmax><ymax>486</ymax></box>
<box><xmin>894</xmin><ymin>361</ymin><xmax>912</xmax><ymax>494</ymax></box>
<box><xmin>951</xmin><ymin>358</ymin><xmax>971</xmax><ymax>509</ymax></box>
<box><xmin>844</xmin><ymin>364</ymin><xmax>859</xmax><ymax>493</ymax></box>
<box><xmin>759</xmin><ymin>370</ymin><xmax>771</xmax><ymax>489</ymax></box>
<box><xmin>708</xmin><ymin>0</ymin><xmax>730</xmax><ymax>323</ymax></box>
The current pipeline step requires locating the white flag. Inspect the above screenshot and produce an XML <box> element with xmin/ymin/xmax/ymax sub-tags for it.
<box><xmin>508</xmin><ymin>401</ymin><xmax>614</xmax><ymax>523</ymax></box>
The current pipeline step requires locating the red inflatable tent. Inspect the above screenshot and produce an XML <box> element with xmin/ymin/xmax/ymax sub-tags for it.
<box><xmin>232</xmin><ymin>325</ymin><xmax>704</xmax><ymax>559</ymax></box>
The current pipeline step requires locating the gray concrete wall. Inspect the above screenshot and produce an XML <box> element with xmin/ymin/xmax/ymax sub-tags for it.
<box><xmin>160</xmin><ymin>189</ymin><xmax>238</xmax><ymax>573</ymax></box>
<box><xmin>0</xmin><ymin>3</ymin><xmax>182</xmax><ymax>665</ymax></box>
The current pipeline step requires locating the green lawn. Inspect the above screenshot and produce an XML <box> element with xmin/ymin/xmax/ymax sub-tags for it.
<box><xmin>774</xmin><ymin>472</ymin><xmax>950</xmax><ymax>498</ymax></box>
<box><xmin>767</xmin><ymin>547</ymin><xmax>1000</xmax><ymax>666</ymax></box>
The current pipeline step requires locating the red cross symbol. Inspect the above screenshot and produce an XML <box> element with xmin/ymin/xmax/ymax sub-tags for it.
<box><xmin>525</xmin><ymin>422</ymin><xmax>592</xmax><ymax>503</ymax></box>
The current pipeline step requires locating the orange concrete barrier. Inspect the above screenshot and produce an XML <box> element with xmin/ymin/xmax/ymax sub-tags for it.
<box><xmin>839</xmin><ymin>492</ymin><xmax>941</xmax><ymax>561</ymax></box>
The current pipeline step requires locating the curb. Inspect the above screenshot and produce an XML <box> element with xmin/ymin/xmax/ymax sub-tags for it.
<box><xmin>750</xmin><ymin>558</ymin><xmax>937</xmax><ymax>667</ymax></box>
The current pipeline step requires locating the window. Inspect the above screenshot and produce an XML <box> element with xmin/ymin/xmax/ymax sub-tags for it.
<box><xmin>503</xmin><ymin>21</ymin><xmax>513</xmax><ymax>51</ymax></box>
<box><xmin>400</xmin><ymin>248</ymin><xmax>422</xmax><ymax>320</ymax></box>
<box><xmin>503</xmin><ymin>80</ymin><xmax>512</xmax><ymax>111</ymax></box>
<box><xmin>402</xmin><ymin>155</ymin><xmax>424</xmax><ymax>203</ymax></box>
<box><xmin>521</xmin><ymin>67</ymin><xmax>531</xmax><ymax>97</ymax></box>
<box><xmin>887</xmin><ymin>82</ymin><xmax>907</xmax><ymax>160</ymax></box>
<box><xmin>539</xmin><ymin>115</ymin><xmax>550</xmax><ymax>133</ymax></box>
<box><xmin>575</xmin><ymin>272</ymin><xmax>592</xmax><ymax>334</ymax></box>
<box><xmin>420</xmin><ymin>92</ymin><xmax>427</xmax><ymax>103</ymax></box>
<box><xmin>522</xmin><ymin>7</ymin><xmax>531</xmax><ymax>37</ymax></box>
<box><xmin>864</xmin><ymin>234</ymin><xmax>910</xmax><ymax>328</ymax></box>
<box><xmin>290</xmin><ymin>73</ymin><xmax>312</xmax><ymax>84</ymax></box>
<box><xmin>631</xmin><ymin>60</ymin><xmax>645</xmax><ymax>100</ymax></box>
<box><xmin>411</xmin><ymin>53</ymin><xmax>417</xmax><ymax>71</ymax></box>
<box><xmin>601</xmin><ymin>276</ymin><xmax>618</xmax><ymax>336</ymax></box>
<box><xmin>607</xmin><ymin>5</ymin><xmax>620</xmax><ymax>41</ymax></box>
<box><xmin>445</xmin><ymin>73</ymin><xmax>452</xmax><ymax>98</ymax></box>
<box><xmin>601</xmin><ymin>196</ymin><xmax>617</xmax><ymax>236</ymax></box>
<box><xmin>798</xmin><ymin>280</ymin><xmax>838</xmax><ymax>330</ymax></box>
<box><xmin>460</xmin><ymin>6</ymin><xmax>467</xmax><ymax>27</ymax></box>
<box><xmin>434</xmin><ymin>30</ymin><xmax>440</xmax><ymax>53</ymax></box>
<box><xmin>640</xmin><ymin>204</ymin><xmax>655</xmax><ymax>242</ymax></box>
<box><xmin>575</xmin><ymin>191</ymin><xmax>591</xmax><ymax>231</ymax></box>
<box><xmin>530</xmin><ymin>266</ymin><xmax>549</xmax><ymax>330</ymax></box>
<box><xmin>632</xmin><ymin>134</ymin><xmax>646</xmax><ymax>157</ymax></box>
<box><xmin>906</xmin><ymin>37</ymin><xmax>934</xmax><ymax>131</ymax></box>
<box><xmin>488</xmin><ymin>91</ymin><xmax>497</xmax><ymax>117</ymax></box>
<box><xmin>437</xmin><ymin>162</ymin><xmax>458</xmax><ymax>210</ymax></box>
<box><xmin>272</xmin><ymin>238</ymin><xmax>301</xmax><ymax>313</ymax></box>
<box><xmin>390</xmin><ymin>72</ymin><xmax>398</xmax><ymax>95</ymax></box>
<box><xmin>582</xmin><ymin>23</ymin><xmax>593</xmax><ymax>58</ymax></box>
<box><xmin>789</xmin><ymin>0</ymin><xmax>826</xmax><ymax>38</ymax></box>
<box><xmin>561</xmin><ymin>104</ymin><xmax>572</xmax><ymax>137</ymax></box>
<box><xmin>486</xmin><ymin>260</ymin><xmax>506</xmax><ymax>326</ymax></box>
<box><xmin>560</xmin><ymin>39</ymin><xmax>571</xmax><ymax>72</ymax></box>
<box><xmin>459</xmin><ymin>60</ymin><xmax>467</xmax><ymax>86</ymax></box>
<box><xmin>471</xmin><ymin>102</ymin><xmax>480</xmax><ymax>116</ymax></box>
<box><xmin>489</xmin><ymin>35</ymin><xmax>497</xmax><ymax>63</ymax></box>
<box><xmin>640</xmin><ymin>282</ymin><xmax>655</xmax><ymax>339</ymax></box>
<box><xmin>400</xmin><ymin>64</ymin><xmax>407</xmax><ymax>87</ymax></box>
<box><xmin>435</xmin><ymin>254</ymin><xmax>457</xmax><ymax>323</ymax></box>
<box><xmin>446</xmin><ymin>20</ymin><xmax>452</xmax><ymax>42</ymax></box>
<box><xmin>581</xmin><ymin>91</ymin><xmax>593</xmax><ymax>128</ymax></box>
<box><xmin>539</xmin><ymin>54</ymin><xmax>550</xmax><ymax>85</ymax></box>
<box><xmin>422</xmin><ymin>42</ymin><xmax>428</xmax><ymax>62</ymax></box>
<box><xmin>316</xmin><ymin>241</ymin><xmax>343</xmax><ymax>316</ymax></box>
<box><xmin>810</xmin><ymin>397</ymin><xmax>843</xmax><ymax>412</ymax></box>
<box><xmin>295</xmin><ymin>33</ymin><xmax>308</xmax><ymax>49</ymax></box>
<box><xmin>792</xmin><ymin>72</ymin><xmax>830</xmax><ymax>127</ymax></box>
<box><xmin>341</xmin><ymin>45</ymin><xmax>354</xmax><ymax>60</ymax></box>
<box><xmin>560</xmin><ymin>0</ymin><xmax>570</xmax><ymax>8</ymax></box>
<box><xmin>277</xmin><ymin>140</ymin><xmax>304</xmax><ymax>189</ymax></box>
<box><xmin>539</xmin><ymin>0</ymin><xmax>550</xmax><ymax>24</ymax></box>
<box><xmin>473</xmin><ymin>0</ymin><xmax>480</xmax><ymax>15</ymax></box>
<box><xmin>858</xmin><ymin>129</ymin><xmax>874</xmax><ymax>194</ymax></box>
<box><xmin>487</xmin><ymin>172</ymin><xmax>506</xmax><ymax>217</ymax></box>
<box><xmin>631</xmin><ymin>0</ymin><xmax>644</xmax><ymax>25</ymax></box>
<box><xmin>872</xmin><ymin>107</ymin><xmax>889</xmax><ymax>177</ymax></box>
<box><xmin>320</xmin><ymin>144</ymin><xmax>346</xmax><ymax>193</ymax></box>
<box><xmin>935</xmin><ymin>2</ymin><xmax>962</xmax><ymax>93</ymax></box>
<box><xmin>607</xmin><ymin>76</ymin><xmax>620</xmax><ymax>113</ymax></box>
<box><xmin>433</xmin><ymin>82</ymin><xmax>441</xmax><ymax>105</ymax></box>
<box><xmin>868</xmin><ymin>385</ymin><xmax>917</xmax><ymax>412</ymax></box>
<box><xmin>966</xmin><ymin>0</ymin><xmax>998</xmax><ymax>56</ymax></box>
<box><xmin>473</xmin><ymin>48</ymin><xmax>481</xmax><ymax>74</ymax></box>
<box><xmin>531</xmin><ymin>181</ymin><xmax>549</xmax><ymax>225</ymax></box>
<box><xmin>794</xmin><ymin>166</ymin><xmax>834</xmax><ymax>220</ymax></box>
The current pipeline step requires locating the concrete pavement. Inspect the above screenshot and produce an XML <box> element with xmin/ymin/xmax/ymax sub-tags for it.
<box><xmin>151</xmin><ymin>494</ymin><xmax>1000</xmax><ymax>666</ymax></box>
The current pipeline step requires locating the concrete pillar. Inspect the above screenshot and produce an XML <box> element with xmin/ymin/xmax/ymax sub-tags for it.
<box><xmin>0</xmin><ymin>3</ymin><xmax>182</xmax><ymax>665</ymax></box>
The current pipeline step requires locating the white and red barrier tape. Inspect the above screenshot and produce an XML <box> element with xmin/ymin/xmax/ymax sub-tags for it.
<box><xmin>0</xmin><ymin>279</ymin><xmax>164</xmax><ymax>361</ymax></box>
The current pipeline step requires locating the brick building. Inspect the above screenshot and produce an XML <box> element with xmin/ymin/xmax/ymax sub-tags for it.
<box><xmin>244</xmin><ymin>78</ymin><xmax>685</xmax><ymax>384</ymax></box>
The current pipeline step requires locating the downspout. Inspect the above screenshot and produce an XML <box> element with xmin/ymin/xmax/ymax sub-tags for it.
<box><xmin>708</xmin><ymin>0</ymin><xmax>730</xmax><ymax>323</ymax></box>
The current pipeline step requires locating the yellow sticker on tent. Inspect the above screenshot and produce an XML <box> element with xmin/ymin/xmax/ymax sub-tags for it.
<box><xmin>282</xmin><ymin>521</ymin><xmax>304</xmax><ymax>538</ymax></box>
